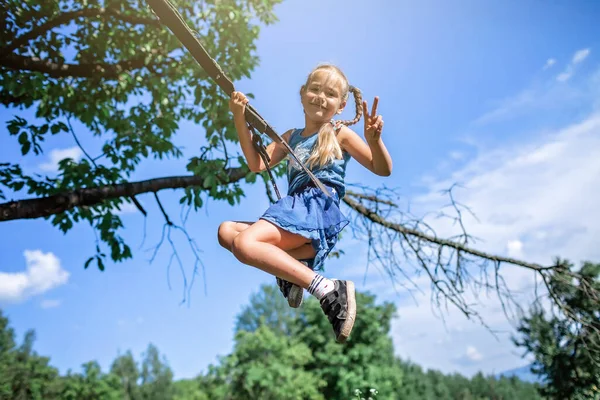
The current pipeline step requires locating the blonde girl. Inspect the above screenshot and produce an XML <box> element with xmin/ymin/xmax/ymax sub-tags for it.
<box><xmin>217</xmin><ymin>63</ymin><xmax>392</xmax><ymax>343</ymax></box>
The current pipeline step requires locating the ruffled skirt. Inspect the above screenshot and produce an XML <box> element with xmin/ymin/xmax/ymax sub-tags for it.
<box><xmin>260</xmin><ymin>184</ymin><xmax>349</xmax><ymax>271</ymax></box>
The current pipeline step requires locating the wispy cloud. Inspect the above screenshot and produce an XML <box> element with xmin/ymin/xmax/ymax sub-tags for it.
<box><xmin>543</xmin><ymin>58</ymin><xmax>556</xmax><ymax>70</ymax></box>
<box><xmin>454</xmin><ymin>346</ymin><xmax>484</xmax><ymax>366</ymax></box>
<box><xmin>39</xmin><ymin>147</ymin><xmax>83</xmax><ymax>172</ymax></box>
<box><xmin>386</xmin><ymin>55</ymin><xmax>600</xmax><ymax>376</ymax></box>
<box><xmin>556</xmin><ymin>48</ymin><xmax>591</xmax><ymax>82</ymax></box>
<box><xmin>419</xmin><ymin>111</ymin><xmax>600</xmax><ymax>266</ymax></box>
<box><xmin>473</xmin><ymin>48</ymin><xmax>594</xmax><ymax>126</ymax></box>
<box><xmin>572</xmin><ymin>48</ymin><xmax>591</xmax><ymax>64</ymax></box>
<box><xmin>0</xmin><ymin>250</ymin><xmax>70</xmax><ymax>303</ymax></box>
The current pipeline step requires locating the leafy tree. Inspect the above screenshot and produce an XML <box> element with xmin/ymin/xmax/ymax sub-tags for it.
<box><xmin>173</xmin><ymin>378</ymin><xmax>209</xmax><ymax>400</ymax></box>
<box><xmin>60</xmin><ymin>361</ymin><xmax>123</xmax><ymax>400</ymax></box>
<box><xmin>297</xmin><ymin>292</ymin><xmax>404</xmax><ymax>399</ymax></box>
<box><xmin>139</xmin><ymin>343</ymin><xmax>175</xmax><ymax>400</ymax></box>
<box><xmin>235</xmin><ymin>285</ymin><xmax>404</xmax><ymax>399</ymax></box>
<box><xmin>204</xmin><ymin>324</ymin><xmax>325</xmax><ymax>400</ymax></box>
<box><xmin>110</xmin><ymin>350</ymin><xmax>141</xmax><ymax>399</ymax></box>
<box><xmin>1</xmin><ymin>0</ymin><xmax>282</xmax><ymax>271</ymax></box>
<box><xmin>6</xmin><ymin>330</ymin><xmax>61</xmax><ymax>400</ymax></box>
<box><xmin>0</xmin><ymin>312</ymin><xmax>62</xmax><ymax>400</ymax></box>
<box><xmin>0</xmin><ymin>310</ymin><xmax>17</xmax><ymax>399</ymax></box>
<box><xmin>235</xmin><ymin>284</ymin><xmax>301</xmax><ymax>336</ymax></box>
<box><xmin>0</xmin><ymin>305</ymin><xmax>547</xmax><ymax>399</ymax></box>
<box><xmin>513</xmin><ymin>259</ymin><xmax>600</xmax><ymax>399</ymax></box>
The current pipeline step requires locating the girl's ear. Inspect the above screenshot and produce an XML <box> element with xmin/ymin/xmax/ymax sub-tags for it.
<box><xmin>337</xmin><ymin>100</ymin><xmax>347</xmax><ymax>114</ymax></box>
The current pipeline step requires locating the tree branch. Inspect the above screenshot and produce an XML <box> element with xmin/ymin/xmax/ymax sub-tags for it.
<box><xmin>2</xmin><ymin>8</ymin><xmax>160</xmax><ymax>56</ymax></box>
<box><xmin>0</xmin><ymin>53</ymin><xmax>162</xmax><ymax>79</ymax></box>
<box><xmin>0</xmin><ymin>168</ymin><xmax>246</xmax><ymax>222</ymax></box>
<box><xmin>343</xmin><ymin>191</ymin><xmax>549</xmax><ymax>272</ymax></box>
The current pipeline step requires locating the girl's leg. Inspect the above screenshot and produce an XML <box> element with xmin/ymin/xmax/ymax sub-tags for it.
<box><xmin>221</xmin><ymin>219</ymin><xmax>356</xmax><ymax>343</ymax></box>
<box><xmin>218</xmin><ymin>221</ymin><xmax>315</xmax><ymax>260</ymax></box>
<box><xmin>218</xmin><ymin>220</ymin><xmax>311</xmax><ymax>308</ymax></box>
<box><xmin>230</xmin><ymin>219</ymin><xmax>316</xmax><ymax>287</ymax></box>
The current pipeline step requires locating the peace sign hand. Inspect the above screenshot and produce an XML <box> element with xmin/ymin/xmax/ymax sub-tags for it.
<box><xmin>363</xmin><ymin>96</ymin><xmax>384</xmax><ymax>143</ymax></box>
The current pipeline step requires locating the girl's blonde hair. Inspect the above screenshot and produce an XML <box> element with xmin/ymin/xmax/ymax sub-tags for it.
<box><xmin>300</xmin><ymin>63</ymin><xmax>363</xmax><ymax>169</ymax></box>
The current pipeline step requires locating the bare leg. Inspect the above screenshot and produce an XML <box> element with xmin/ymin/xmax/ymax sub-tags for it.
<box><xmin>218</xmin><ymin>220</ymin><xmax>315</xmax><ymax>260</ymax></box>
<box><xmin>227</xmin><ymin>219</ymin><xmax>317</xmax><ymax>288</ymax></box>
<box><xmin>220</xmin><ymin>220</ymin><xmax>357</xmax><ymax>343</ymax></box>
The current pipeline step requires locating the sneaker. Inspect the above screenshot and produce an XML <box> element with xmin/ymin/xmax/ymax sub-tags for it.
<box><xmin>319</xmin><ymin>280</ymin><xmax>356</xmax><ymax>343</ymax></box>
<box><xmin>276</xmin><ymin>276</ymin><xmax>304</xmax><ymax>308</ymax></box>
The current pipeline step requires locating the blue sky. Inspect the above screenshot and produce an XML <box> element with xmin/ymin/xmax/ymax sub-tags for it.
<box><xmin>2</xmin><ymin>0</ymin><xmax>600</xmax><ymax>380</ymax></box>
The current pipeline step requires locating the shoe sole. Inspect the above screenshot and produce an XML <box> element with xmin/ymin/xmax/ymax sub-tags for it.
<box><xmin>337</xmin><ymin>280</ymin><xmax>356</xmax><ymax>343</ymax></box>
<box><xmin>287</xmin><ymin>284</ymin><xmax>303</xmax><ymax>308</ymax></box>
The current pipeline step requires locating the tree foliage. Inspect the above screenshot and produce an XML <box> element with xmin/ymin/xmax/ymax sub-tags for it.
<box><xmin>513</xmin><ymin>260</ymin><xmax>600</xmax><ymax>399</ymax></box>
<box><xmin>1</xmin><ymin>0</ymin><xmax>281</xmax><ymax>269</ymax></box>
<box><xmin>0</xmin><ymin>288</ymin><xmax>546</xmax><ymax>399</ymax></box>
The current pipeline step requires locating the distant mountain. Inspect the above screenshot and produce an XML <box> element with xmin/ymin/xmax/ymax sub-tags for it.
<box><xmin>498</xmin><ymin>364</ymin><xmax>542</xmax><ymax>384</ymax></box>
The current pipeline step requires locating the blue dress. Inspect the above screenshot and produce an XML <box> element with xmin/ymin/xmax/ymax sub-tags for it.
<box><xmin>260</xmin><ymin>128</ymin><xmax>351</xmax><ymax>271</ymax></box>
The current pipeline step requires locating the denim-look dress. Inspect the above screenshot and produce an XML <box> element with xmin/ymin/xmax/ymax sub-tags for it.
<box><xmin>260</xmin><ymin>128</ymin><xmax>351</xmax><ymax>271</ymax></box>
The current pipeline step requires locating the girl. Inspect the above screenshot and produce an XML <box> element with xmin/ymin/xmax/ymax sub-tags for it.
<box><xmin>217</xmin><ymin>63</ymin><xmax>392</xmax><ymax>343</ymax></box>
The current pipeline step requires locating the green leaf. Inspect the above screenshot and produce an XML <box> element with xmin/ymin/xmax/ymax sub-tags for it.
<box><xmin>97</xmin><ymin>257</ymin><xmax>105</xmax><ymax>271</ymax></box>
<box><xmin>8</xmin><ymin>124</ymin><xmax>19</xmax><ymax>135</ymax></box>
<box><xmin>21</xmin><ymin>142</ymin><xmax>31</xmax><ymax>155</ymax></box>
<box><xmin>18</xmin><ymin>132</ymin><xmax>27</xmax><ymax>144</ymax></box>
<box><xmin>245</xmin><ymin>172</ymin><xmax>256</xmax><ymax>183</ymax></box>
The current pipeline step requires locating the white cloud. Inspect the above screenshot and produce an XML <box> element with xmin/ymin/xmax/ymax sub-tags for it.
<box><xmin>556</xmin><ymin>72</ymin><xmax>571</xmax><ymax>82</ymax></box>
<box><xmin>381</xmin><ymin>60</ymin><xmax>600</xmax><ymax>377</ymax></box>
<box><xmin>506</xmin><ymin>240</ymin><xmax>523</xmax><ymax>258</ymax></box>
<box><xmin>39</xmin><ymin>147</ymin><xmax>83</xmax><ymax>172</ymax></box>
<box><xmin>466</xmin><ymin>346</ymin><xmax>483</xmax><ymax>361</ymax></box>
<box><xmin>419</xmin><ymin>111</ymin><xmax>600</xmax><ymax>266</ymax></box>
<box><xmin>473</xmin><ymin>48</ymin><xmax>594</xmax><ymax>126</ymax></box>
<box><xmin>0</xmin><ymin>250</ymin><xmax>70</xmax><ymax>303</ymax></box>
<box><xmin>40</xmin><ymin>299</ymin><xmax>61</xmax><ymax>309</ymax></box>
<box><xmin>543</xmin><ymin>58</ymin><xmax>556</xmax><ymax>70</ymax></box>
<box><xmin>572</xmin><ymin>48</ymin><xmax>591</xmax><ymax>64</ymax></box>
<box><xmin>555</xmin><ymin>48</ymin><xmax>591</xmax><ymax>82</ymax></box>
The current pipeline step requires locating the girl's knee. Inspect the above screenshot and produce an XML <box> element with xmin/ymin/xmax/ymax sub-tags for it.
<box><xmin>217</xmin><ymin>221</ymin><xmax>235</xmax><ymax>249</ymax></box>
<box><xmin>231</xmin><ymin>232</ymin><xmax>255</xmax><ymax>264</ymax></box>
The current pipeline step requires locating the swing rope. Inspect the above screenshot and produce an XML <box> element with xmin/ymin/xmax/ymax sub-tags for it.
<box><xmin>145</xmin><ymin>0</ymin><xmax>330</xmax><ymax>199</ymax></box>
<box><xmin>249</xmin><ymin>125</ymin><xmax>282</xmax><ymax>201</ymax></box>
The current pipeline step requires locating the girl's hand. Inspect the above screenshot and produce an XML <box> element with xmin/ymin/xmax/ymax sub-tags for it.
<box><xmin>363</xmin><ymin>96</ymin><xmax>384</xmax><ymax>143</ymax></box>
<box><xmin>229</xmin><ymin>91</ymin><xmax>248</xmax><ymax>116</ymax></box>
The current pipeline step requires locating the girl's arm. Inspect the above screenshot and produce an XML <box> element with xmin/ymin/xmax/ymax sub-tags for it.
<box><xmin>338</xmin><ymin>126</ymin><xmax>393</xmax><ymax>176</ymax></box>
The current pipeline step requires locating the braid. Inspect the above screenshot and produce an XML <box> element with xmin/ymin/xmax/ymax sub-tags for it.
<box><xmin>339</xmin><ymin>85</ymin><xmax>363</xmax><ymax>127</ymax></box>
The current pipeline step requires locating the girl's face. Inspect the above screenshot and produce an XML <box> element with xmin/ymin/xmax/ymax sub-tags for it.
<box><xmin>301</xmin><ymin>70</ymin><xmax>347</xmax><ymax>124</ymax></box>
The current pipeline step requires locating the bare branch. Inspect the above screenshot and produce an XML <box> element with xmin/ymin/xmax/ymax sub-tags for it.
<box><xmin>343</xmin><ymin>186</ymin><xmax>599</xmax><ymax>340</ymax></box>
<box><xmin>344</xmin><ymin>192</ymin><xmax>550</xmax><ymax>272</ymax></box>
<box><xmin>154</xmin><ymin>192</ymin><xmax>172</xmax><ymax>225</ymax></box>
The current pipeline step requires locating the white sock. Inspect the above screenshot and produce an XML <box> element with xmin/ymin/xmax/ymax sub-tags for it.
<box><xmin>307</xmin><ymin>274</ymin><xmax>335</xmax><ymax>300</ymax></box>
